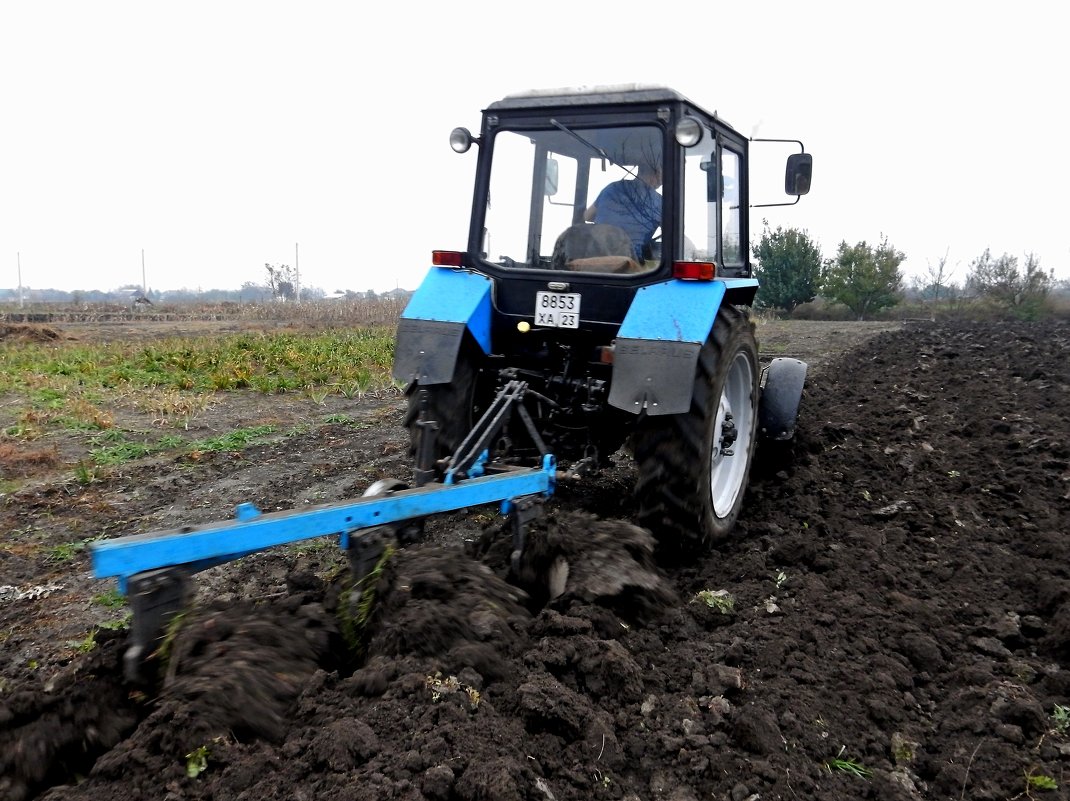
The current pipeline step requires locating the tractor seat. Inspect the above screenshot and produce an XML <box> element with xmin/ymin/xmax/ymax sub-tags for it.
<box><xmin>551</xmin><ymin>223</ymin><xmax>642</xmax><ymax>274</ymax></box>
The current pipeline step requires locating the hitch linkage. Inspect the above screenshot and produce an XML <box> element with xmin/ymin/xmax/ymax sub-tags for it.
<box><xmin>439</xmin><ymin>379</ymin><xmax>552</xmax><ymax>483</ymax></box>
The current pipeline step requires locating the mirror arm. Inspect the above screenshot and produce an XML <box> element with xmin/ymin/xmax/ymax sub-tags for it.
<box><xmin>750</xmin><ymin>137</ymin><xmax>806</xmax><ymax>154</ymax></box>
<box><xmin>750</xmin><ymin>196</ymin><xmax>802</xmax><ymax>209</ymax></box>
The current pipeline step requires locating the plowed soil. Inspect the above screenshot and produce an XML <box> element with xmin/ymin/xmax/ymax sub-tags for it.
<box><xmin>3</xmin><ymin>318</ymin><xmax>1070</xmax><ymax>801</ymax></box>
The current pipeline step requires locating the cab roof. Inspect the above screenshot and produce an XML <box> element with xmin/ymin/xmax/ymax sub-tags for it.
<box><xmin>488</xmin><ymin>84</ymin><xmax>692</xmax><ymax>111</ymax></box>
<box><xmin>485</xmin><ymin>83</ymin><xmax>730</xmax><ymax>128</ymax></box>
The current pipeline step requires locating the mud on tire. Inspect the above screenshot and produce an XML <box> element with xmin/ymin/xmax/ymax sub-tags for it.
<box><xmin>631</xmin><ymin>304</ymin><xmax>759</xmax><ymax>555</ymax></box>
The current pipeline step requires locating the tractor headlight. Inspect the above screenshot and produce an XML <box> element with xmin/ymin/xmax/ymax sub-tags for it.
<box><xmin>674</xmin><ymin>117</ymin><xmax>703</xmax><ymax>148</ymax></box>
<box><xmin>450</xmin><ymin>127</ymin><xmax>474</xmax><ymax>153</ymax></box>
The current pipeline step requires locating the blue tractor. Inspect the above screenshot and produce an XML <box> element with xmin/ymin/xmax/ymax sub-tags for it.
<box><xmin>395</xmin><ymin>84</ymin><xmax>812</xmax><ymax>554</ymax></box>
<box><xmin>91</xmin><ymin>85</ymin><xmax>811</xmax><ymax>680</ymax></box>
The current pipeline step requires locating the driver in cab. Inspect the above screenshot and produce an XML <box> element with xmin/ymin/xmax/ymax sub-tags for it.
<box><xmin>583</xmin><ymin>161</ymin><xmax>663</xmax><ymax>261</ymax></box>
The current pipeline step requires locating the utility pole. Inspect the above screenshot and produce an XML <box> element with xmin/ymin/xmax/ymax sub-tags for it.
<box><xmin>141</xmin><ymin>249</ymin><xmax>147</xmax><ymax>296</ymax></box>
<box><xmin>17</xmin><ymin>252</ymin><xmax>24</xmax><ymax>308</ymax></box>
<box><xmin>295</xmin><ymin>242</ymin><xmax>300</xmax><ymax>302</ymax></box>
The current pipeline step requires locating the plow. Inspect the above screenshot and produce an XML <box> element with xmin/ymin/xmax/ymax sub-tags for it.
<box><xmin>91</xmin><ymin>382</ymin><xmax>558</xmax><ymax>681</ymax></box>
<box><xmin>90</xmin><ymin>84</ymin><xmax>813</xmax><ymax>683</ymax></box>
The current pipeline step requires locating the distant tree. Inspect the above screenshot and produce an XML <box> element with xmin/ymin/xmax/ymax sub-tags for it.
<box><xmin>913</xmin><ymin>248</ymin><xmax>960</xmax><ymax>303</ymax></box>
<box><xmin>264</xmin><ymin>263</ymin><xmax>297</xmax><ymax>301</ymax></box>
<box><xmin>822</xmin><ymin>236</ymin><xmax>905</xmax><ymax>320</ymax></box>
<box><xmin>751</xmin><ymin>223</ymin><xmax>823</xmax><ymax>313</ymax></box>
<box><xmin>966</xmin><ymin>249</ymin><xmax>1053</xmax><ymax>314</ymax></box>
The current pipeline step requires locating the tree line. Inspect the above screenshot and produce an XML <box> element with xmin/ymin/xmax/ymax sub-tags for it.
<box><xmin>751</xmin><ymin>223</ymin><xmax>1064</xmax><ymax>320</ymax></box>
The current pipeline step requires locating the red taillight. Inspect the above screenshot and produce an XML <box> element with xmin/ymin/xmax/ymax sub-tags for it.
<box><xmin>672</xmin><ymin>261</ymin><xmax>716</xmax><ymax>280</ymax></box>
<box><xmin>432</xmin><ymin>250</ymin><xmax>464</xmax><ymax>267</ymax></box>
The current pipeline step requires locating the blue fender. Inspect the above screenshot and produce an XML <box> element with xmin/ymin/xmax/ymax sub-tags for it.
<box><xmin>392</xmin><ymin>268</ymin><xmax>492</xmax><ymax>385</ymax></box>
<box><xmin>608</xmin><ymin>278</ymin><xmax>758</xmax><ymax>415</ymax></box>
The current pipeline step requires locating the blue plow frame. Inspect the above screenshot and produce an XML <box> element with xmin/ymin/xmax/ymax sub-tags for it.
<box><xmin>90</xmin><ymin>455</ymin><xmax>557</xmax><ymax>593</ymax></box>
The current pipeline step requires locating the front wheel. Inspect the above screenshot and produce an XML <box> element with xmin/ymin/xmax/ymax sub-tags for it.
<box><xmin>632</xmin><ymin>305</ymin><xmax>759</xmax><ymax>555</ymax></box>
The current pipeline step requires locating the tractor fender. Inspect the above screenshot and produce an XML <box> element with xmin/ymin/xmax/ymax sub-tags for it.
<box><xmin>608</xmin><ymin>278</ymin><xmax>758</xmax><ymax>415</ymax></box>
<box><xmin>758</xmin><ymin>357</ymin><xmax>808</xmax><ymax>440</ymax></box>
<box><xmin>392</xmin><ymin>268</ymin><xmax>492</xmax><ymax>385</ymax></box>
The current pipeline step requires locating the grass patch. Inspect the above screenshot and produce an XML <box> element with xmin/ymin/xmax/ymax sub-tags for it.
<box><xmin>186</xmin><ymin>744</ymin><xmax>210</xmax><ymax>779</ymax></box>
<box><xmin>691</xmin><ymin>589</ymin><xmax>735</xmax><ymax>613</ymax></box>
<box><xmin>1026</xmin><ymin>772</ymin><xmax>1058</xmax><ymax>792</ymax></box>
<box><xmin>187</xmin><ymin>425</ymin><xmax>277</xmax><ymax>453</ymax></box>
<box><xmin>288</xmin><ymin>536</ymin><xmax>338</xmax><ymax>556</ymax></box>
<box><xmin>3</xmin><ymin>327</ymin><xmax>399</xmax><ymax>472</ymax></box>
<box><xmin>83</xmin><ymin>425</ymin><xmax>278</xmax><ymax>467</ymax></box>
<box><xmin>89</xmin><ymin>438</ymin><xmax>157</xmax><ymax>466</ymax></box>
<box><xmin>47</xmin><ymin>535</ymin><xmax>105</xmax><ymax>563</ymax></box>
<box><xmin>823</xmin><ymin>747</ymin><xmax>871</xmax><ymax>779</ymax></box>
<box><xmin>92</xmin><ymin>588</ymin><xmax>126</xmax><ymax>609</ymax></box>
<box><xmin>122</xmin><ymin>386</ymin><xmax>216</xmax><ymax>424</ymax></box>
<box><xmin>0</xmin><ymin>328</ymin><xmax>396</xmax><ymax>395</ymax></box>
<box><xmin>1051</xmin><ymin>704</ymin><xmax>1070</xmax><ymax>736</ymax></box>
<box><xmin>99</xmin><ymin>614</ymin><xmax>132</xmax><ymax>631</ymax></box>
<box><xmin>67</xmin><ymin>630</ymin><xmax>98</xmax><ymax>653</ymax></box>
<box><xmin>0</xmin><ymin>327</ymin><xmax>398</xmax><ymax>440</ymax></box>
<box><xmin>30</xmin><ymin>387</ymin><xmax>67</xmax><ymax>408</ymax></box>
<box><xmin>74</xmin><ymin>460</ymin><xmax>105</xmax><ymax>484</ymax></box>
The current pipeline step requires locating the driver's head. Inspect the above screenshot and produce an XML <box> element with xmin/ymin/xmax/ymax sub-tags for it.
<box><xmin>639</xmin><ymin>161</ymin><xmax>663</xmax><ymax>188</ymax></box>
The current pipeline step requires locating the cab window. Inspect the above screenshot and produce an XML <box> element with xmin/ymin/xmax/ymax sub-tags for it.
<box><xmin>483</xmin><ymin>124</ymin><xmax>663</xmax><ymax>276</ymax></box>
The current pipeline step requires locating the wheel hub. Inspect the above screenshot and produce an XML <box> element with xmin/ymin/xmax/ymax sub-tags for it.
<box><xmin>708</xmin><ymin>350</ymin><xmax>756</xmax><ymax>520</ymax></box>
<box><xmin>719</xmin><ymin>413</ymin><xmax>737</xmax><ymax>456</ymax></box>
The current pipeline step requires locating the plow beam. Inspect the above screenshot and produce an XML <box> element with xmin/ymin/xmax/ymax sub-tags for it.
<box><xmin>91</xmin><ymin>457</ymin><xmax>557</xmax><ymax>590</ymax></box>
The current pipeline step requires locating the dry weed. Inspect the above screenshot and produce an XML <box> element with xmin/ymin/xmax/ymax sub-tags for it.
<box><xmin>0</xmin><ymin>441</ymin><xmax>63</xmax><ymax>479</ymax></box>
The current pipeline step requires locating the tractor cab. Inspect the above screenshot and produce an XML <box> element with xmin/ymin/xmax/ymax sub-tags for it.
<box><xmin>440</xmin><ymin>84</ymin><xmax>811</xmax><ymax>329</ymax></box>
<box><xmin>448</xmin><ymin>85</ymin><xmax>809</xmax><ymax>293</ymax></box>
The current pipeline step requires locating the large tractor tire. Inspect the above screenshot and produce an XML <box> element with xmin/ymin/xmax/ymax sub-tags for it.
<box><xmin>632</xmin><ymin>304</ymin><xmax>759</xmax><ymax>556</ymax></box>
<box><xmin>402</xmin><ymin>340</ymin><xmax>490</xmax><ymax>462</ymax></box>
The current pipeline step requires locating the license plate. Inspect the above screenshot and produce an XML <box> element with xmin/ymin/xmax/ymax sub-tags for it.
<box><xmin>534</xmin><ymin>291</ymin><xmax>580</xmax><ymax>328</ymax></box>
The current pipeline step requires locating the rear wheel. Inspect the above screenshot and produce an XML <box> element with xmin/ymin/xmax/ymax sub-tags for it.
<box><xmin>402</xmin><ymin>340</ymin><xmax>490</xmax><ymax>462</ymax></box>
<box><xmin>632</xmin><ymin>305</ymin><xmax>759</xmax><ymax>555</ymax></box>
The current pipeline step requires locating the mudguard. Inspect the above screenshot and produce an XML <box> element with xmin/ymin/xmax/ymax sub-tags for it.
<box><xmin>758</xmin><ymin>357</ymin><xmax>808</xmax><ymax>440</ymax></box>
<box><xmin>608</xmin><ymin>278</ymin><xmax>758</xmax><ymax>415</ymax></box>
<box><xmin>392</xmin><ymin>268</ymin><xmax>492</xmax><ymax>385</ymax></box>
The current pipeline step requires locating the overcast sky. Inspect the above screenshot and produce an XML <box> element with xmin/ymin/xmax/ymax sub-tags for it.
<box><xmin>2</xmin><ymin>1</ymin><xmax>1065</xmax><ymax>295</ymax></box>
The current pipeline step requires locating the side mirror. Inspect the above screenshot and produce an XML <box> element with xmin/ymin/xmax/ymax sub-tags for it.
<box><xmin>544</xmin><ymin>158</ymin><xmax>559</xmax><ymax>196</ymax></box>
<box><xmin>785</xmin><ymin>153</ymin><xmax>813</xmax><ymax>196</ymax></box>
